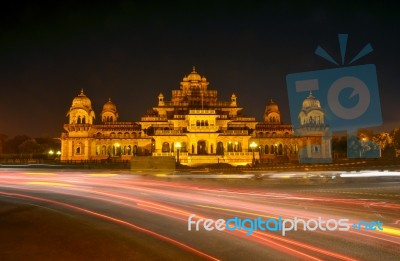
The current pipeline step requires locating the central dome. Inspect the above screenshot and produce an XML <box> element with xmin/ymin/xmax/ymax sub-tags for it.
<box><xmin>186</xmin><ymin>66</ymin><xmax>202</xmax><ymax>81</ymax></box>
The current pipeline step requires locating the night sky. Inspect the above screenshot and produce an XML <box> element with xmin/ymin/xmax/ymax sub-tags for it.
<box><xmin>0</xmin><ymin>1</ymin><xmax>399</xmax><ymax>137</ymax></box>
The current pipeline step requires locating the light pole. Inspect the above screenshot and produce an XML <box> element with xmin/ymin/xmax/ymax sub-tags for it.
<box><xmin>48</xmin><ymin>150</ymin><xmax>54</xmax><ymax>160</ymax></box>
<box><xmin>250</xmin><ymin>142</ymin><xmax>257</xmax><ymax>167</ymax></box>
<box><xmin>175</xmin><ymin>142</ymin><xmax>181</xmax><ymax>165</ymax></box>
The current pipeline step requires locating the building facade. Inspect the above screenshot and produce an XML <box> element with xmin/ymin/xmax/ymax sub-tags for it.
<box><xmin>61</xmin><ymin>67</ymin><xmax>331</xmax><ymax>165</ymax></box>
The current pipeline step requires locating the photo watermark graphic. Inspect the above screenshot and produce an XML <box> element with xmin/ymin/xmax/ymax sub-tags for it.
<box><xmin>188</xmin><ymin>214</ymin><xmax>383</xmax><ymax>237</ymax></box>
<box><xmin>286</xmin><ymin>34</ymin><xmax>382</xmax><ymax>162</ymax></box>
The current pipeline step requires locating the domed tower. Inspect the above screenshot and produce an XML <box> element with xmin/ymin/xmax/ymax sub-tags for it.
<box><xmin>66</xmin><ymin>89</ymin><xmax>95</xmax><ymax>124</ymax></box>
<box><xmin>264</xmin><ymin>99</ymin><xmax>281</xmax><ymax>124</ymax></box>
<box><xmin>296</xmin><ymin>91</ymin><xmax>331</xmax><ymax>163</ymax></box>
<box><xmin>101</xmin><ymin>98</ymin><xmax>119</xmax><ymax>123</ymax></box>
<box><xmin>298</xmin><ymin>91</ymin><xmax>324</xmax><ymax>126</ymax></box>
<box><xmin>158</xmin><ymin>93</ymin><xmax>165</xmax><ymax>106</ymax></box>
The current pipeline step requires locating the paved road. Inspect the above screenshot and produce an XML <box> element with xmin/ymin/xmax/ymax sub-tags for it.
<box><xmin>0</xmin><ymin>169</ymin><xmax>399</xmax><ymax>260</ymax></box>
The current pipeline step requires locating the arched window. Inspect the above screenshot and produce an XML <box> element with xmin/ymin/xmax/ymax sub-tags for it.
<box><xmin>265</xmin><ymin>145</ymin><xmax>269</xmax><ymax>154</ymax></box>
<box><xmin>162</xmin><ymin>142</ymin><xmax>170</xmax><ymax>152</ymax></box>
<box><xmin>181</xmin><ymin>142</ymin><xmax>187</xmax><ymax>152</ymax></box>
<box><xmin>101</xmin><ymin>145</ymin><xmax>106</xmax><ymax>155</ymax></box>
<box><xmin>82</xmin><ymin>116</ymin><xmax>86</xmax><ymax>124</ymax></box>
<box><xmin>201</xmin><ymin>120</ymin><xmax>205</xmax><ymax>126</ymax></box>
<box><xmin>227</xmin><ymin>142</ymin><xmax>233</xmax><ymax>152</ymax></box>
<box><xmin>270</xmin><ymin>145</ymin><xmax>275</xmax><ymax>154</ymax></box>
<box><xmin>205</xmin><ymin>120</ymin><xmax>209</xmax><ymax>126</ymax></box>
<box><xmin>77</xmin><ymin>116</ymin><xmax>81</xmax><ymax>124</ymax></box>
<box><xmin>278</xmin><ymin>144</ymin><xmax>283</xmax><ymax>155</ymax></box>
<box><xmin>217</xmin><ymin>142</ymin><xmax>224</xmax><ymax>155</ymax></box>
<box><xmin>196</xmin><ymin>120</ymin><xmax>200</xmax><ymax>126</ymax></box>
<box><xmin>76</xmin><ymin>147</ymin><xmax>81</xmax><ymax>154</ymax></box>
<box><xmin>127</xmin><ymin>145</ymin><xmax>132</xmax><ymax>155</ymax></box>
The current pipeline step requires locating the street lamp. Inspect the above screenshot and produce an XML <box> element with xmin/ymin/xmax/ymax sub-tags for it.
<box><xmin>175</xmin><ymin>142</ymin><xmax>182</xmax><ymax>165</ymax></box>
<box><xmin>250</xmin><ymin>142</ymin><xmax>257</xmax><ymax>167</ymax></box>
<box><xmin>48</xmin><ymin>150</ymin><xmax>54</xmax><ymax>161</ymax></box>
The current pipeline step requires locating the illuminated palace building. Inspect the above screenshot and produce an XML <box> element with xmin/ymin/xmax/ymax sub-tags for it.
<box><xmin>61</xmin><ymin>67</ymin><xmax>331</xmax><ymax>165</ymax></box>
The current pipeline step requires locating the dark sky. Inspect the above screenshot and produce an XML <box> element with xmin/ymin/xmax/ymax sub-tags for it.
<box><xmin>0</xmin><ymin>1</ymin><xmax>399</xmax><ymax>137</ymax></box>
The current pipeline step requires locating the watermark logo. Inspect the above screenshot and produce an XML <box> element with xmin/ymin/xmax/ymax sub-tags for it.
<box><xmin>188</xmin><ymin>214</ymin><xmax>383</xmax><ymax>237</ymax></box>
<box><xmin>286</xmin><ymin>34</ymin><xmax>382</xmax><ymax>161</ymax></box>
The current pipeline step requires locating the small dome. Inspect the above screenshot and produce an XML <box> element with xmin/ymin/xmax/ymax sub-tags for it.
<box><xmin>102</xmin><ymin>98</ymin><xmax>117</xmax><ymax>112</ymax></box>
<box><xmin>302</xmin><ymin>92</ymin><xmax>321</xmax><ymax>110</ymax></box>
<box><xmin>201</xmin><ymin>76</ymin><xmax>207</xmax><ymax>82</ymax></box>
<box><xmin>187</xmin><ymin>66</ymin><xmax>202</xmax><ymax>81</ymax></box>
<box><xmin>72</xmin><ymin>89</ymin><xmax>92</xmax><ymax>108</ymax></box>
<box><xmin>266</xmin><ymin>99</ymin><xmax>279</xmax><ymax>113</ymax></box>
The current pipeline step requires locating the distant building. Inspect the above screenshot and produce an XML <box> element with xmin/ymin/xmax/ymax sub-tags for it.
<box><xmin>61</xmin><ymin>67</ymin><xmax>330</xmax><ymax>165</ymax></box>
<box><xmin>295</xmin><ymin>92</ymin><xmax>332</xmax><ymax>163</ymax></box>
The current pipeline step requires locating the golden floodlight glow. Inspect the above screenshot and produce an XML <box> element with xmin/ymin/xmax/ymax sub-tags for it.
<box><xmin>250</xmin><ymin>141</ymin><xmax>257</xmax><ymax>149</ymax></box>
<box><xmin>175</xmin><ymin>142</ymin><xmax>182</xmax><ymax>149</ymax></box>
<box><xmin>56</xmin><ymin>151</ymin><xmax>61</xmax><ymax>155</ymax></box>
<box><xmin>48</xmin><ymin>150</ymin><xmax>54</xmax><ymax>155</ymax></box>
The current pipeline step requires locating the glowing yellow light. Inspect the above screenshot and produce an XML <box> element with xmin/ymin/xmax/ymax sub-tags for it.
<box><xmin>56</xmin><ymin>151</ymin><xmax>61</xmax><ymax>155</ymax></box>
<box><xmin>381</xmin><ymin>226</ymin><xmax>400</xmax><ymax>236</ymax></box>
<box><xmin>114</xmin><ymin>143</ymin><xmax>120</xmax><ymax>147</ymax></box>
<box><xmin>48</xmin><ymin>150</ymin><xmax>54</xmax><ymax>155</ymax></box>
<box><xmin>175</xmin><ymin>142</ymin><xmax>182</xmax><ymax>149</ymax></box>
<box><xmin>250</xmin><ymin>142</ymin><xmax>257</xmax><ymax>149</ymax></box>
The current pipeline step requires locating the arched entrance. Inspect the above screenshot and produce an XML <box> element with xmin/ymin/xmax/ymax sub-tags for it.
<box><xmin>197</xmin><ymin>140</ymin><xmax>207</xmax><ymax>155</ymax></box>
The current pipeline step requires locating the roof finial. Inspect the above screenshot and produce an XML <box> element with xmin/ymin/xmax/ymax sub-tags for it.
<box><xmin>309</xmin><ymin>90</ymin><xmax>313</xmax><ymax>97</ymax></box>
<box><xmin>79</xmin><ymin>88</ymin><xmax>85</xmax><ymax>96</ymax></box>
<box><xmin>108</xmin><ymin>98</ymin><xmax>111</xmax><ymax>102</ymax></box>
<box><xmin>192</xmin><ymin>65</ymin><xmax>196</xmax><ymax>72</ymax></box>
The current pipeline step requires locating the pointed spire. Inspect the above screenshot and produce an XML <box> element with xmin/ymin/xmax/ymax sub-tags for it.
<box><xmin>309</xmin><ymin>90</ymin><xmax>313</xmax><ymax>97</ymax></box>
<box><xmin>79</xmin><ymin>88</ymin><xmax>85</xmax><ymax>96</ymax></box>
<box><xmin>192</xmin><ymin>65</ymin><xmax>196</xmax><ymax>72</ymax></box>
<box><xmin>108</xmin><ymin>98</ymin><xmax>111</xmax><ymax>102</ymax></box>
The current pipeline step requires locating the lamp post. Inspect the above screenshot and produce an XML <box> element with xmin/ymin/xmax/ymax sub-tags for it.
<box><xmin>250</xmin><ymin>142</ymin><xmax>257</xmax><ymax>167</ymax></box>
<box><xmin>48</xmin><ymin>150</ymin><xmax>54</xmax><ymax>160</ymax></box>
<box><xmin>56</xmin><ymin>151</ymin><xmax>61</xmax><ymax>161</ymax></box>
<box><xmin>175</xmin><ymin>142</ymin><xmax>182</xmax><ymax>165</ymax></box>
